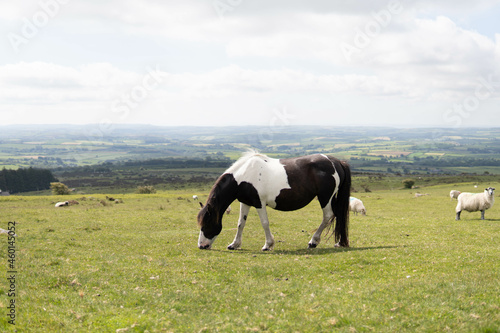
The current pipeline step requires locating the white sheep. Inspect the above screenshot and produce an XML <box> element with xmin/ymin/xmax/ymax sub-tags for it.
<box><xmin>55</xmin><ymin>201</ymin><xmax>69</xmax><ymax>207</ymax></box>
<box><xmin>449</xmin><ymin>190</ymin><xmax>461</xmax><ymax>200</ymax></box>
<box><xmin>455</xmin><ymin>187</ymin><xmax>495</xmax><ymax>220</ymax></box>
<box><xmin>349</xmin><ymin>197</ymin><xmax>366</xmax><ymax>216</ymax></box>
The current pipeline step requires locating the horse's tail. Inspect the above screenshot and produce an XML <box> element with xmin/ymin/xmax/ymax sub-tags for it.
<box><xmin>334</xmin><ymin>160</ymin><xmax>351</xmax><ymax>247</ymax></box>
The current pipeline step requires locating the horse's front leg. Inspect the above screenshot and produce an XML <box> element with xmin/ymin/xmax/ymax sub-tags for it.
<box><xmin>227</xmin><ymin>203</ymin><xmax>251</xmax><ymax>250</ymax></box>
<box><xmin>308</xmin><ymin>206</ymin><xmax>334</xmax><ymax>248</ymax></box>
<box><xmin>256</xmin><ymin>207</ymin><xmax>274</xmax><ymax>251</ymax></box>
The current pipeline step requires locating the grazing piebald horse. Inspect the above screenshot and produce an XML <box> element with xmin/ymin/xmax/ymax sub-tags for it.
<box><xmin>197</xmin><ymin>151</ymin><xmax>351</xmax><ymax>251</ymax></box>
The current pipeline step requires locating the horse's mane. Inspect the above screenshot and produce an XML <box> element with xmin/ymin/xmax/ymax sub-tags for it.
<box><xmin>199</xmin><ymin>152</ymin><xmax>265</xmax><ymax>228</ymax></box>
<box><xmin>225</xmin><ymin>149</ymin><xmax>270</xmax><ymax>174</ymax></box>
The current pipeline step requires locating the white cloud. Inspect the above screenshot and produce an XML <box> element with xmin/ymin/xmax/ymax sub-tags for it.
<box><xmin>0</xmin><ymin>3</ymin><xmax>26</xmax><ymax>21</ymax></box>
<box><xmin>226</xmin><ymin>14</ymin><xmax>499</xmax><ymax>102</ymax></box>
<box><xmin>0</xmin><ymin>62</ymin><xmax>414</xmax><ymax>105</ymax></box>
<box><xmin>0</xmin><ymin>62</ymin><xmax>140</xmax><ymax>104</ymax></box>
<box><xmin>2</xmin><ymin>53</ymin><xmax>499</xmax><ymax>105</ymax></box>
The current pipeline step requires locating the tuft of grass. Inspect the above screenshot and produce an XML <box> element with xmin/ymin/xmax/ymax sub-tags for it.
<box><xmin>0</xmin><ymin>185</ymin><xmax>499</xmax><ymax>332</ymax></box>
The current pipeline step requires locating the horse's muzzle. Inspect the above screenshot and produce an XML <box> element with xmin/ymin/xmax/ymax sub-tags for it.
<box><xmin>198</xmin><ymin>231</ymin><xmax>216</xmax><ymax>250</ymax></box>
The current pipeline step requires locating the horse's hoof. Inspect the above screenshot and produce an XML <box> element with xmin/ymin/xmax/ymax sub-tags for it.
<box><xmin>227</xmin><ymin>245</ymin><xmax>235</xmax><ymax>250</ymax></box>
<box><xmin>199</xmin><ymin>244</ymin><xmax>210</xmax><ymax>250</ymax></box>
<box><xmin>308</xmin><ymin>243</ymin><xmax>317</xmax><ymax>249</ymax></box>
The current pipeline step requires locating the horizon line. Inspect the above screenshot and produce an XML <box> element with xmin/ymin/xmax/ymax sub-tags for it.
<box><xmin>1</xmin><ymin>123</ymin><xmax>499</xmax><ymax>130</ymax></box>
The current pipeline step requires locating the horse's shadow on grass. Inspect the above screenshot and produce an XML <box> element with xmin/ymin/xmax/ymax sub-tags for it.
<box><xmin>456</xmin><ymin>218</ymin><xmax>500</xmax><ymax>222</ymax></box>
<box><xmin>275</xmin><ymin>245</ymin><xmax>400</xmax><ymax>256</ymax></box>
<box><xmin>219</xmin><ymin>245</ymin><xmax>401</xmax><ymax>256</ymax></box>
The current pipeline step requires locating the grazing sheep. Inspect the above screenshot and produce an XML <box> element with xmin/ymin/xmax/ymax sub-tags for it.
<box><xmin>450</xmin><ymin>190</ymin><xmax>461</xmax><ymax>200</ymax></box>
<box><xmin>455</xmin><ymin>187</ymin><xmax>495</xmax><ymax>220</ymax></box>
<box><xmin>349</xmin><ymin>197</ymin><xmax>366</xmax><ymax>215</ymax></box>
<box><xmin>55</xmin><ymin>201</ymin><xmax>69</xmax><ymax>207</ymax></box>
<box><xmin>193</xmin><ymin>195</ymin><xmax>198</xmax><ymax>201</ymax></box>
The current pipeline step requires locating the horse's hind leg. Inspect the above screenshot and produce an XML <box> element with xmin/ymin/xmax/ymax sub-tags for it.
<box><xmin>256</xmin><ymin>207</ymin><xmax>275</xmax><ymax>251</ymax></box>
<box><xmin>308</xmin><ymin>206</ymin><xmax>334</xmax><ymax>248</ymax></box>
<box><xmin>228</xmin><ymin>203</ymin><xmax>251</xmax><ymax>250</ymax></box>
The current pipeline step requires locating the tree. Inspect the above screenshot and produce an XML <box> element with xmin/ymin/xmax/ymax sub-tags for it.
<box><xmin>51</xmin><ymin>182</ymin><xmax>71</xmax><ymax>195</ymax></box>
<box><xmin>402</xmin><ymin>179</ymin><xmax>415</xmax><ymax>189</ymax></box>
<box><xmin>0</xmin><ymin>168</ymin><xmax>7</xmax><ymax>191</ymax></box>
<box><xmin>0</xmin><ymin>167</ymin><xmax>57</xmax><ymax>193</ymax></box>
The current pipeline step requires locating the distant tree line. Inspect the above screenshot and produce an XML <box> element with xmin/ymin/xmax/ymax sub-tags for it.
<box><xmin>122</xmin><ymin>156</ymin><xmax>232</xmax><ymax>169</ymax></box>
<box><xmin>351</xmin><ymin>156</ymin><xmax>500</xmax><ymax>169</ymax></box>
<box><xmin>0</xmin><ymin>167</ymin><xmax>57</xmax><ymax>194</ymax></box>
<box><xmin>416</xmin><ymin>157</ymin><xmax>500</xmax><ymax>167</ymax></box>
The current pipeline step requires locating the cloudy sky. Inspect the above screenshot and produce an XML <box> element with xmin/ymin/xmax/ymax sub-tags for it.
<box><xmin>1</xmin><ymin>0</ymin><xmax>499</xmax><ymax>128</ymax></box>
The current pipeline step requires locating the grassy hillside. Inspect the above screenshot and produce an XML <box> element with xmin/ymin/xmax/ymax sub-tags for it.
<box><xmin>1</xmin><ymin>181</ymin><xmax>499</xmax><ymax>332</ymax></box>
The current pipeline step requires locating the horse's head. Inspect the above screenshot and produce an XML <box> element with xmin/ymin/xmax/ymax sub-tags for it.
<box><xmin>196</xmin><ymin>173</ymin><xmax>238</xmax><ymax>249</ymax></box>
<box><xmin>197</xmin><ymin>203</ymin><xmax>222</xmax><ymax>249</ymax></box>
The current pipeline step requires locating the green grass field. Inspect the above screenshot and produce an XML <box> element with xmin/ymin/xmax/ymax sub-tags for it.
<box><xmin>1</xmin><ymin>183</ymin><xmax>499</xmax><ymax>332</ymax></box>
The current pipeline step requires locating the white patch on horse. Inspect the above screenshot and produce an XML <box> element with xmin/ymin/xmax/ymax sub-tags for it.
<box><xmin>227</xmin><ymin>153</ymin><xmax>290</xmax><ymax>209</ymax></box>
<box><xmin>321</xmin><ymin>154</ymin><xmax>340</xmax><ymax>197</ymax></box>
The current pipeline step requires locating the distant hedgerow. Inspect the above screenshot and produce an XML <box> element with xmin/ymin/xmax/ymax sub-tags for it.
<box><xmin>136</xmin><ymin>185</ymin><xmax>157</xmax><ymax>194</ymax></box>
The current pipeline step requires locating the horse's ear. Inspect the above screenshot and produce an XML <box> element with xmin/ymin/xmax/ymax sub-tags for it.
<box><xmin>199</xmin><ymin>202</ymin><xmax>204</xmax><ymax>208</ymax></box>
